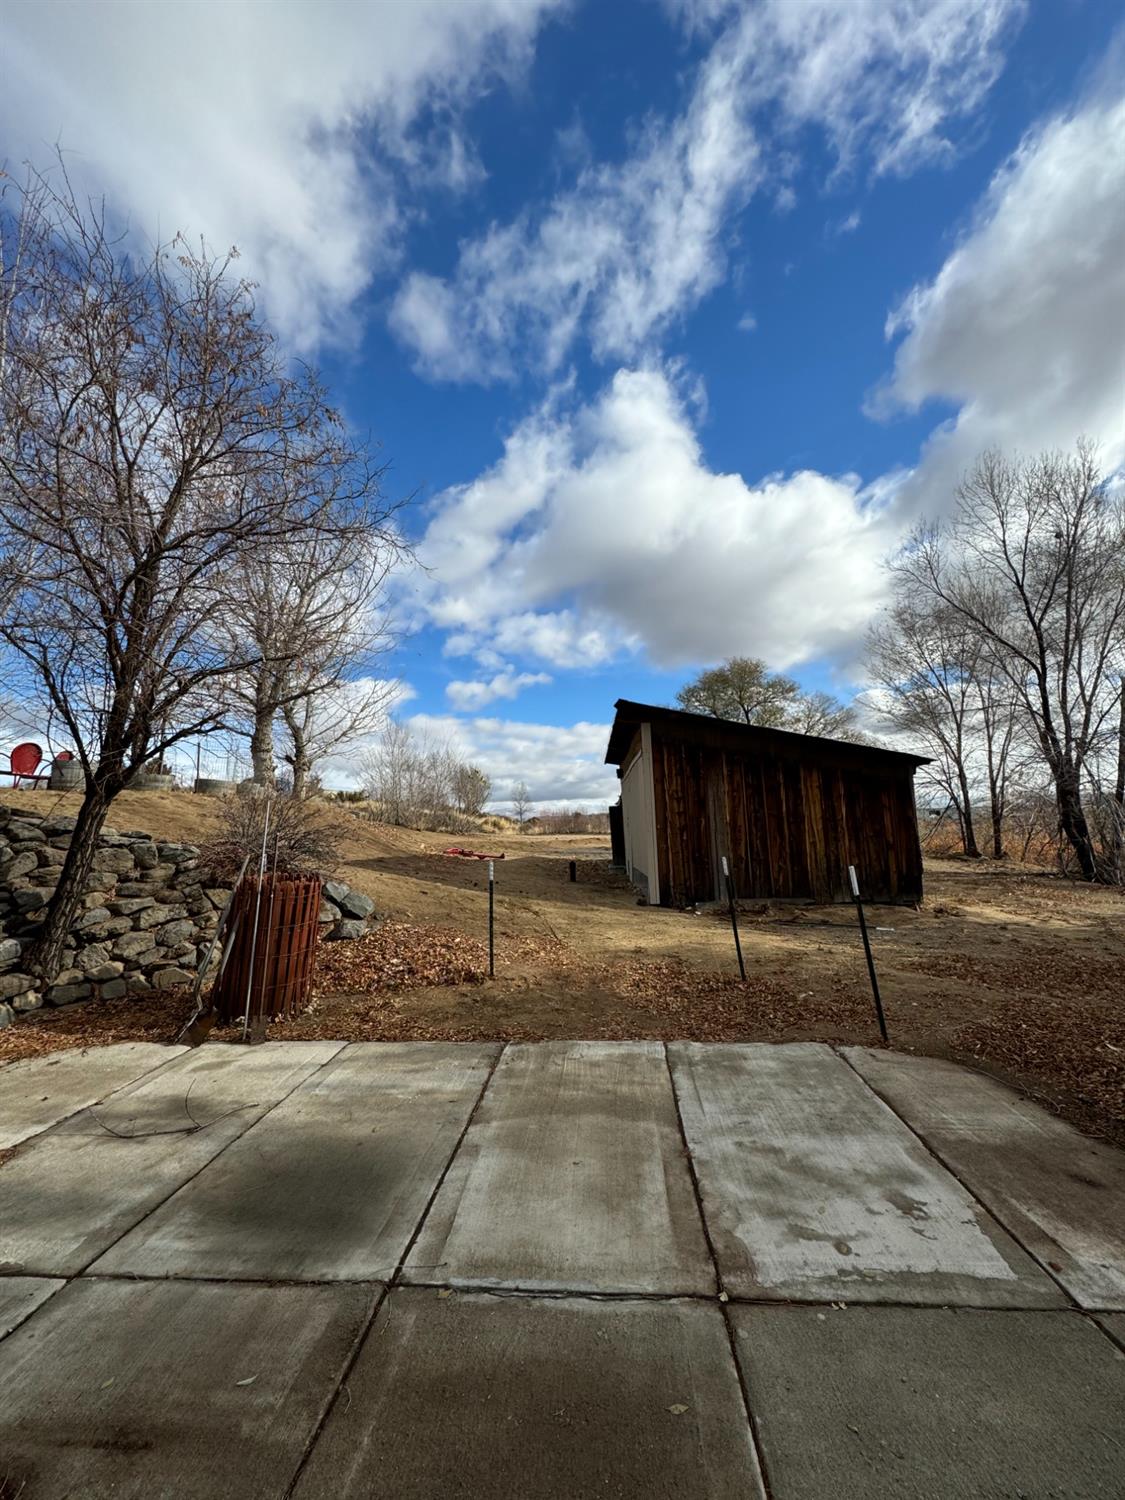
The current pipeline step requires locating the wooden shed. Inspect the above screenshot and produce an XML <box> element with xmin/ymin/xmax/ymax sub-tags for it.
<box><xmin>605</xmin><ymin>699</ymin><xmax>929</xmax><ymax>907</ymax></box>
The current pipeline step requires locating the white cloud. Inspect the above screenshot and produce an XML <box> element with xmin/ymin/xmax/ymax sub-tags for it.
<box><xmin>407</xmin><ymin>713</ymin><xmax>617</xmax><ymax>809</ymax></box>
<box><xmin>446</xmin><ymin>668</ymin><xmax>552</xmax><ymax>711</ymax></box>
<box><xmin>444</xmin><ymin>610</ymin><xmax>630</xmax><ymax>671</ymax></box>
<box><xmin>415</xmin><ymin>366</ymin><xmax>895</xmax><ymax>671</ymax></box>
<box><xmin>315</xmin><ymin>704</ymin><xmax>614</xmax><ymax>809</ymax></box>
<box><xmin>879</xmin><ymin>88</ymin><xmax>1125</xmax><ymax>513</ymax></box>
<box><xmin>730</xmin><ymin>0</ymin><xmax>1023</xmax><ymax>178</ymax></box>
<box><xmin>390</xmin><ymin>51</ymin><xmax>761</xmax><ymax>381</ymax></box>
<box><xmin>1</xmin><ymin>0</ymin><xmax>562</xmax><ymax>348</ymax></box>
<box><xmin>774</xmin><ymin>184</ymin><xmax>798</xmax><ymax>214</ymax></box>
<box><xmin>390</xmin><ymin>0</ymin><xmax>1024</xmax><ymax>381</ymax></box>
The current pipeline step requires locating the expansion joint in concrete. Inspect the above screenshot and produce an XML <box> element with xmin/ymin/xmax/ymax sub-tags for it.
<box><xmin>280</xmin><ymin>1041</ymin><xmax>507</xmax><ymax>1500</ymax></box>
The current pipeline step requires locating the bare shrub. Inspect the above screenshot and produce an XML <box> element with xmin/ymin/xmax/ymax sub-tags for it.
<box><xmin>532</xmin><ymin>808</ymin><xmax>610</xmax><ymax>835</ymax></box>
<box><xmin>200</xmin><ymin>794</ymin><xmax>346</xmax><ymax>881</ymax></box>
<box><xmin>358</xmin><ymin>720</ymin><xmax>496</xmax><ymax>831</ymax></box>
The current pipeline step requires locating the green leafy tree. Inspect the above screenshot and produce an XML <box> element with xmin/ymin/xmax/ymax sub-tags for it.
<box><xmin>676</xmin><ymin>658</ymin><xmax>863</xmax><ymax>742</ymax></box>
<box><xmin>675</xmin><ymin>657</ymin><xmax>799</xmax><ymax>726</ymax></box>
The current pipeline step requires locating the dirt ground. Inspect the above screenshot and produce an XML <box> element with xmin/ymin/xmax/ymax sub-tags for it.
<box><xmin>3</xmin><ymin>787</ymin><xmax>1123</xmax><ymax>1144</ymax></box>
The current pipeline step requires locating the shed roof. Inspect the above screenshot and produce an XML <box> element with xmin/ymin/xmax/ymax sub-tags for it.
<box><xmin>604</xmin><ymin>699</ymin><xmax>930</xmax><ymax>770</ymax></box>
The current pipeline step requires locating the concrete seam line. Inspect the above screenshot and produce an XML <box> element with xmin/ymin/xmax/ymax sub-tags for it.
<box><xmin>832</xmin><ymin>1046</ymin><xmax>1083</xmax><ymax>1312</ymax></box>
<box><xmin>50</xmin><ymin>1273</ymin><xmax>1094</xmax><ymax>1315</ymax></box>
<box><xmin>1088</xmin><ymin>1313</ymin><xmax>1125</xmax><ymax>1357</ymax></box>
<box><xmin>68</xmin><ymin>1040</ymin><xmax>350</xmax><ymax>1280</ymax></box>
<box><xmin>662</xmin><ymin>1042</ymin><xmax>777</xmax><ymax>1500</ymax></box>
<box><xmin>0</xmin><ymin>1043</ymin><xmax>194</xmax><ymax>1151</ymax></box>
<box><xmin>281</xmin><ymin>1041</ymin><xmax>506</xmax><ymax>1500</ymax></box>
<box><xmin>0</xmin><ymin>1281</ymin><xmax>68</xmax><ymax>1348</ymax></box>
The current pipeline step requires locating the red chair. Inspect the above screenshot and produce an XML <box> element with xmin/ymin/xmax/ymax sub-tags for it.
<box><xmin>4</xmin><ymin>742</ymin><xmax>51</xmax><ymax>788</ymax></box>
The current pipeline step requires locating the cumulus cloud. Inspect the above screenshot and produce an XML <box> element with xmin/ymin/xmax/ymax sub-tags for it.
<box><xmin>316</xmin><ymin>704</ymin><xmax>613</xmax><ymax>809</ymax></box>
<box><xmin>445</xmin><ymin>668</ymin><xmax>552</xmax><ymax>711</ymax></box>
<box><xmin>879</xmin><ymin>88</ymin><xmax>1125</xmax><ymax>513</ymax></box>
<box><xmin>407</xmin><ymin>713</ymin><xmax>617</xmax><ymax>810</ymax></box>
<box><xmin>415</xmin><ymin>366</ymin><xmax>896</xmax><ymax>670</ymax></box>
<box><xmin>390</xmin><ymin>0</ymin><xmax>1024</xmax><ymax>381</ymax></box>
<box><xmin>444</xmin><ymin>611</ymin><xmax>630</xmax><ymax>672</ymax></box>
<box><xmin>410</xmin><ymin>52</ymin><xmax>1124</xmax><ymax>697</ymax></box>
<box><xmin>1</xmin><ymin>0</ymin><xmax>562</xmax><ymax>348</ymax></box>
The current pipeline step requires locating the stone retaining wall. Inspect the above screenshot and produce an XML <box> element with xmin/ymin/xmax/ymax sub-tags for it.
<box><xmin>0</xmin><ymin>804</ymin><xmax>376</xmax><ymax>1028</ymax></box>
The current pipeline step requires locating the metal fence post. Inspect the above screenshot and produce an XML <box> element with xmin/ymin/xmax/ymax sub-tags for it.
<box><xmin>848</xmin><ymin>864</ymin><xmax>888</xmax><ymax>1044</ymax></box>
<box><xmin>722</xmin><ymin>855</ymin><xmax>747</xmax><ymax>982</ymax></box>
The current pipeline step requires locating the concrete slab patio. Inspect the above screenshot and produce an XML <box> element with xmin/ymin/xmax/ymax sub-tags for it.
<box><xmin>1</xmin><ymin>1039</ymin><xmax>1123</xmax><ymax>1499</ymax></box>
<box><xmin>0</xmin><ymin>1042</ymin><xmax>343</xmax><ymax>1276</ymax></box>
<box><xmin>0</xmin><ymin>1041</ymin><xmax>187</xmax><ymax>1149</ymax></box>
<box><xmin>668</xmin><ymin>1041</ymin><xmax>1061</xmax><ymax>1305</ymax></box>
<box><xmin>94</xmin><ymin>1042</ymin><xmax>498</xmax><ymax>1282</ymax></box>
<box><xmin>404</xmin><ymin>1040</ymin><xmax>714</xmax><ymax>1294</ymax></box>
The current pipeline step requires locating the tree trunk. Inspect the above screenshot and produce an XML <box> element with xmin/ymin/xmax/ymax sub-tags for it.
<box><xmin>281</xmin><ymin>703</ymin><xmax>311</xmax><ymax>799</ymax></box>
<box><xmin>990</xmin><ymin>804</ymin><xmax>1004</xmax><ymax>860</ymax></box>
<box><xmin>23</xmin><ymin>783</ymin><xmax>114</xmax><ymax>981</ymax></box>
<box><xmin>291</xmin><ymin>749</ymin><xmax>310</xmax><ymax>800</ymax></box>
<box><xmin>250</xmin><ymin>704</ymin><xmax>276</xmax><ymax>787</ymax></box>
<box><xmin>1054</xmin><ymin>762</ymin><xmax>1099</xmax><ymax>881</ymax></box>
<box><xmin>988</xmin><ymin>768</ymin><xmax>1004</xmax><ymax>858</ymax></box>
<box><xmin>1112</xmin><ymin>678</ymin><xmax>1124</xmax><ymax>882</ymax></box>
<box><xmin>956</xmin><ymin>767</ymin><xmax>980</xmax><ymax>857</ymax></box>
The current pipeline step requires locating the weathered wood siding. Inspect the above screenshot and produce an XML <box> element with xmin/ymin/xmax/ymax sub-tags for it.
<box><xmin>650</xmin><ymin>729</ymin><xmax>923</xmax><ymax>907</ymax></box>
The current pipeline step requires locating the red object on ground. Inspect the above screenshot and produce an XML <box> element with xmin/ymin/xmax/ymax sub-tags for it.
<box><xmin>4</xmin><ymin>742</ymin><xmax>50</xmax><ymax>788</ymax></box>
<box><xmin>443</xmin><ymin>847</ymin><xmax>506</xmax><ymax>860</ymax></box>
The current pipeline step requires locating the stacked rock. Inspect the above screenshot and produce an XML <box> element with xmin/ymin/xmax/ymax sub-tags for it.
<box><xmin>0</xmin><ymin>804</ymin><xmax>378</xmax><ymax>1027</ymax></box>
<box><xmin>319</xmin><ymin>879</ymin><xmax>376</xmax><ymax>940</ymax></box>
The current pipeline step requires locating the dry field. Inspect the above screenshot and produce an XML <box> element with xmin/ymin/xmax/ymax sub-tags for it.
<box><xmin>3</xmin><ymin>787</ymin><xmax>1123</xmax><ymax>1144</ymax></box>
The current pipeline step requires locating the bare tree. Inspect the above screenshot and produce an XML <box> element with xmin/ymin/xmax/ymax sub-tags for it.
<box><xmin>972</xmin><ymin>650</ymin><xmax>1020</xmax><ymax>859</ymax></box>
<box><xmin>511</xmin><ymin>780</ymin><xmax>533</xmax><ymax>828</ymax></box>
<box><xmin>358</xmin><ymin>720</ymin><xmax>471</xmax><ymax>829</ymax></box>
<box><xmin>224</xmin><ymin>515</ymin><xmax>407</xmax><ymax>790</ymax></box>
<box><xmin>786</xmin><ymin>689</ymin><xmax>861</xmax><ymax>741</ymax></box>
<box><xmin>900</xmin><ymin>444</ymin><xmax>1125</xmax><ymax>882</ymax></box>
<box><xmin>359</xmin><ymin>719</ymin><xmax>418</xmax><ymax>825</ymax></box>
<box><xmin>868</xmin><ymin>598</ymin><xmax>989</xmax><ymax>857</ymax></box>
<box><xmin>452</xmin><ymin>763</ymin><xmax>491</xmax><ymax>816</ymax></box>
<box><xmin>0</xmin><ymin>169</ymin><xmax>387</xmax><ymax>975</ymax></box>
<box><xmin>280</xmin><ymin>675</ymin><xmax>394</xmax><ymax>799</ymax></box>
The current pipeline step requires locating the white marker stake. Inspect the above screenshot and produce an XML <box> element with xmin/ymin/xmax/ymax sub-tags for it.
<box><xmin>487</xmin><ymin>860</ymin><xmax>495</xmax><ymax>979</ymax></box>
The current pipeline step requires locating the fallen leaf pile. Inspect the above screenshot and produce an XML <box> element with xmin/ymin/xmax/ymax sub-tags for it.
<box><xmin>0</xmin><ymin>990</ymin><xmax>190</xmax><ymax>1066</ymax></box>
<box><xmin>952</xmin><ymin>997</ymin><xmax>1125</xmax><ymax>1124</ymax></box>
<box><xmin>289</xmin><ymin>920</ymin><xmax>875</xmax><ymax>1046</ymax></box>
<box><xmin>904</xmin><ymin>947</ymin><xmax>1123</xmax><ymax>1003</ymax></box>
<box><xmin>313</xmin><ymin>921</ymin><xmax>492</xmax><ymax>997</ymax></box>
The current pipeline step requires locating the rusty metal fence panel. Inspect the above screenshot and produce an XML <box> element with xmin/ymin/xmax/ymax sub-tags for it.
<box><xmin>211</xmin><ymin>873</ymin><xmax>323</xmax><ymax>1025</ymax></box>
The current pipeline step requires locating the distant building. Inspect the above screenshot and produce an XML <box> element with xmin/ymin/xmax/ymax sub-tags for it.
<box><xmin>605</xmin><ymin>700</ymin><xmax>929</xmax><ymax>907</ymax></box>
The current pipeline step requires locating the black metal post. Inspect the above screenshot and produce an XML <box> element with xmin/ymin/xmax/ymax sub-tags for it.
<box><xmin>569</xmin><ymin>859</ymin><xmax>577</xmax><ymax>882</ymax></box>
<box><xmin>722</xmin><ymin>855</ymin><xmax>747</xmax><ymax>982</ymax></box>
<box><xmin>848</xmin><ymin>864</ymin><xmax>888</xmax><ymax>1043</ymax></box>
<box><xmin>488</xmin><ymin>859</ymin><xmax>495</xmax><ymax>979</ymax></box>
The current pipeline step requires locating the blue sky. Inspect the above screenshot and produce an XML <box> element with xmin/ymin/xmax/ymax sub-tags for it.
<box><xmin>4</xmin><ymin>0</ymin><xmax>1124</xmax><ymax>806</ymax></box>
